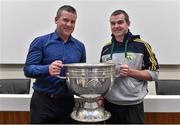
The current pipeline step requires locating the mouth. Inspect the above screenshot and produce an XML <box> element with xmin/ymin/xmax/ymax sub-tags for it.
<box><xmin>64</xmin><ymin>28</ymin><xmax>72</xmax><ymax>33</ymax></box>
<box><xmin>114</xmin><ymin>30</ymin><xmax>121</xmax><ymax>33</ymax></box>
<box><xmin>65</xmin><ymin>26</ymin><xmax>73</xmax><ymax>31</ymax></box>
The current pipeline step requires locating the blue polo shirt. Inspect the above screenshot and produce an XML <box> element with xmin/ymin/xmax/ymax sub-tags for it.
<box><xmin>24</xmin><ymin>31</ymin><xmax>86</xmax><ymax>97</ymax></box>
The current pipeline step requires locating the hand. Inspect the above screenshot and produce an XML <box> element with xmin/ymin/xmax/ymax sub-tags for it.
<box><xmin>96</xmin><ymin>96</ymin><xmax>104</xmax><ymax>107</ymax></box>
<box><xmin>49</xmin><ymin>60</ymin><xmax>63</xmax><ymax>76</ymax></box>
<box><xmin>119</xmin><ymin>64</ymin><xmax>129</xmax><ymax>77</ymax></box>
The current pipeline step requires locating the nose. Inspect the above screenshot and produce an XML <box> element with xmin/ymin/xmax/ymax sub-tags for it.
<box><xmin>114</xmin><ymin>22</ymin><xmax>119</xmax><ymax>27</ymax></box>
<box><xmin>66</xmin><ymin>21</ymin><xmax>72</xmax><ymax>27</ymax></box>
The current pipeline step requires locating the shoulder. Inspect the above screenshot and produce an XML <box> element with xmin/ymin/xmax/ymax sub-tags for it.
<box><xmin>36</xmin><ymin>32</ymin><xmax>55</xmax><ymax>42</ymax></box>
<box><xmin>100</xmin><ymin>41</ymin><xmax>112</xmax><ymax>55</ymax></box>
<box><xmin>133</xmin><ymin>38</ymin><xmax>152</xmax><ymax>48</ymax></box>
<box><xmin>30</xmin><ymin>32</ymin><xmax>53</xmax><ymax>48</ymax></box>
<box><xmin>133</xmin><ymin>38</ymin><xmax>150</xmax><ymax>45</ymax></box>
<box><xmin>102</xmin><ymin>41</ymin><xmax>112</xmax><ymax>48</ymax></box>
<box><xmin>104</xmin><ymin>41</ymin><xmax>112</xmax><ymax>46</ymax></box>
<box><xmin>71</xmin><ymin>37</ymin><xmax>85</xmax><ymax>47</ymax></box>
<box><xmin>102</xmin><ymin>41</ymin><xmax>112</xmax><ymax>51</ymax></box>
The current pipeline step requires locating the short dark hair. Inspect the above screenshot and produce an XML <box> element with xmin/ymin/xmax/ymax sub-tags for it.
<box><xmin>56</xmin><ymin>5</ymin><xmax>77</xmax><ymax>17</ymax></box>
<box><xmin>111</xmin><ymin>9</ymin><xmax>130</xmax><ymax>24</ymax></box>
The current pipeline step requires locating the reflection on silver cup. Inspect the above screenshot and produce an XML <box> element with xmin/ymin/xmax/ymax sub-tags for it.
<box><xmin>115</xmin><ymin>64</ymin><xmax>121</xmax><ymax>77</ymax></box>
<box><xmin>63</xmin><ymin>63</ymin><xmax>115</xmax><ymax>122</ymax></box>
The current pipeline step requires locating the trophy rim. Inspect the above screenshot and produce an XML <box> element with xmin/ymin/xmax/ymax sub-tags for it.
<box><xmin>64</xmin><ymin>63</ymin><xmax>115</xmax><ymax>67</ymax></box>
<box><xmin>71</xmin><ymin>110</ymin><xmax>111</xmax><ymax>122</ymax></box>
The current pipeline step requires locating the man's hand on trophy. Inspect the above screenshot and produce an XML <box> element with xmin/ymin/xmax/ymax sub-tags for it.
<box><xmin>49</xmin><ymin>60</ymin><xmax>63</xmax><ymax>76</ymax></box>
<box><xmin>96</xmin><ymin>96</ymin><xmax>104</xmax><ymax>107</ymax></box>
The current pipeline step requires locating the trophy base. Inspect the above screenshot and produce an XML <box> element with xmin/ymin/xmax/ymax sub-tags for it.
<box><xmin>71</xmin><ymin>109</ymin><xmax>111</xmax><ymax>123</ymax></box>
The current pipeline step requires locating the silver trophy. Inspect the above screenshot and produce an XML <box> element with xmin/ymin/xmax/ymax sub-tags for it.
<box><xmin>59</xmin><ymin>63</ymin><xmax>115</xmax><ymax>122</ymax></box>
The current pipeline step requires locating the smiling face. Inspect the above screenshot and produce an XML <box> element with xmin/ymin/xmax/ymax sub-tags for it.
<box><xmin>55</xmin><ymin>10</ymin><xmax>77</xmax><ymax>41</ymax></box>
<box><xmin>110</xmin><ymin>13</ymin><xmax>130</xmax><ymax>41</ymax></box>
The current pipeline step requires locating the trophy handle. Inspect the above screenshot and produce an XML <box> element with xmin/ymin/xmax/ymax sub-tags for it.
<box><xmin>56</xmin><ymin>75</ymin><xmax>66</xmax><ymax>79</ymax></box>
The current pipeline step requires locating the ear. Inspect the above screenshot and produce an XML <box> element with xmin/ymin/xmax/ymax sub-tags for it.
<box><xmin>55</xmin><ymin>16</ymin><xmax>59</xmax><ymax>24</ymax></box>
<box><xmin>127</xmin><ymin>21</ymin><xmax>131</xmax><ymax>26</ymax></box>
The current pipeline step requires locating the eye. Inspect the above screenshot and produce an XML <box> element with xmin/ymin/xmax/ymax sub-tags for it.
<box><xmin>110</xmin><ymin>21</ymin><xmax>115</xmax><ymax>26</ymax></box>
<box><xmin>71</xmin><ymin>20</ymin><xmax>75</xmax><ymax>25</ymax></box>
<box><xmin>117</xmin><ymin>20</ymin><xmax>125</xmax><ymax>25</ymax></box>
<box><xmin>63</xmin><ymin>18</ymin><xmax>69</xmax><ymax>23</ymax></box>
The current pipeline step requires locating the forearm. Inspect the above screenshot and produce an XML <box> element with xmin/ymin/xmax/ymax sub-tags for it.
<box><xmin>128</xmin><ymin>68</ymin><xmax>152</xmax><ymax>81</ymax></box>
<box><xmin>24</xmin><ymin>65</ymin><xmax>49</xmax><ymax>78</ymax></box>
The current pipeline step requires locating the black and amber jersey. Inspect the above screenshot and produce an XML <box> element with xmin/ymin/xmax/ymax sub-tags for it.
<box><xmin>100</xmin><ymin>31</ymin><xmax>159</xmax><ymax>105</ymax></box>
<box><xmin>100</xmin><ymin>32</ymin><xmax>159</xmax><ymax>71</ymax></box>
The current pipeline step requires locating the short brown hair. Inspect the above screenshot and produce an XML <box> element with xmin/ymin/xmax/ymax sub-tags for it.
<box><xmin>111</xmin><ymin>9</ymin><xmax>130</xmax><ymax>24</ymax></box>
<box><xmin>56</xmin><ymin>5</ymin><xmax>77</xmax><ymax>17</ymax></box>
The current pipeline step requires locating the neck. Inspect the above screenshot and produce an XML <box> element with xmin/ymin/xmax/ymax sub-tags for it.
<box><xmin>61</xmin><ymin>36</ymin><xmax>69</xmax><ymax>43</ymax></box>
<box><xmin>115</xmin><ymin>31</ymin><xmax>129</xmax><ymax>43</ymax></box>
<box><xmin>115</xmin><ymin>36</ymin><xmax>124</xmax><ymax>43</ymax></box>
<box><xmin>56</xmin><ymin>30</ymin><xmax>69</xmax><ymax>43</ymax></box>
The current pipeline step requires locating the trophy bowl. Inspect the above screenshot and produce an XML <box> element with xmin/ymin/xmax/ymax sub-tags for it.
<box><xmin>64</xmin><ymin>63</ymin><xmax>115</xmax><ymax>122</ymax></box>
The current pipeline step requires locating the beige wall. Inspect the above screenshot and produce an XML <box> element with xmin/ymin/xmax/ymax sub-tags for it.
<box><xmin>0</xmin><ymin>64</ymin><xmax>180</xmax><ymax>95</ymax></box>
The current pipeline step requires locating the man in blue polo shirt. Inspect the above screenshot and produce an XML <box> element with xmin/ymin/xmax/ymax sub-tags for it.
<box><xmin>24</xmin><ymin>5</ymin><xmax>86</xmax><ymax>124</ymax></box>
